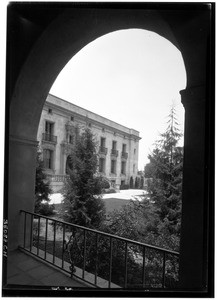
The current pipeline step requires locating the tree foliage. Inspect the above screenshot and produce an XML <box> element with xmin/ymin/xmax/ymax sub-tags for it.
<box><xmin>62</xmin><ymin>127</ymin><xmax>106</xmax><ymax>228</ymax></box>
<box><xmin>34</xmin><ymin>148</ymin><xmax>54</xmax><ymax>216</ymax></box>
<box><xmin>60</xmin><ymin>107</ymin><xmax>182</xmax><ymax>287</ymax></box>
<box><xmin>144</xmin><ymin>106</ymin><xmax>183</xmax><ymax>246</ymax></box>
<box><xmin>106</xmin><ymin>106</ymin><xmax>183</xmax><ymax>251</ymax></box>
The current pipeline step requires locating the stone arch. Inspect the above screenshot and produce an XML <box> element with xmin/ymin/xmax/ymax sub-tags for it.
<box><xmin>7</xmin><ymin>4</ymin><xmax>213</xmax><ymax>291</ymax></box>
<box><xmin>10</xmin><ymin>8</ymin><xmax>181</xmax><ymax>141</ymax></box>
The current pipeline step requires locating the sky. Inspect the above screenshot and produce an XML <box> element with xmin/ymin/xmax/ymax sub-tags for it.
<box><xmin>50</xmin><ymin>29</ymin><xmax>187</xmax><ymax>170</ymax></box>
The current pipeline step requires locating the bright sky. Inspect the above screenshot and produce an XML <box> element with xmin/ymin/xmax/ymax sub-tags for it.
<box><xmin>50</xmin><ymin>29</ymin><xmax>187</xmax><ymax>170</ymax></box>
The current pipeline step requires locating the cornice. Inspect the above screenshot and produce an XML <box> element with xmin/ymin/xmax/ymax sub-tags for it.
<box><xmin>44</xmin><ymin>101</ymin><xmax>141</xmax><ymax>141</ymax></box>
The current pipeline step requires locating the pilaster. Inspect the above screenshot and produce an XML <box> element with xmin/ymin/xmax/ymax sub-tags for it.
<box><xmin>179</xmin><ymin>85</ymin><xmax>208</xmax><ymax>290</ymax></box>
<box><xmin>7</xmin><ymin>135</ymin><xmax>38</xmax><ymax>250</ymax></box>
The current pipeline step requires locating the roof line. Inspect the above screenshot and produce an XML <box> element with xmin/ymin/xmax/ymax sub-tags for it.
<box><xmin>48</xmin><ymin>93</ymin><xmax>140</xmax><ymax>134</ymax></box>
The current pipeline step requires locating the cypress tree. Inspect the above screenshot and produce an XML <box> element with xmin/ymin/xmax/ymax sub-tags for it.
<box><xmin>62</xmin><ymin>127</ymin><xmax>106</xmax><ymax>228</ymax></box>
<box><xmin>145</xmin><ymin>106</ymin><xmax>183</xmax><ymax>238</ymax></box>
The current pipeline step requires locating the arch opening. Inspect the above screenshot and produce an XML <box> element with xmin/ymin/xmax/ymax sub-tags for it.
<box><xmin>6</xmin><ymin>5</ymin><xmax>213</xmax><ymax>293</ymax></box>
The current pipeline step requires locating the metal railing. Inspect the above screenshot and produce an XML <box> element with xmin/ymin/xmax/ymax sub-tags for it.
<box><xmin>99</xmin><ymin>146</ymin><xmax>108</xmax><ymax>155</ymax></box>
<box><xmin>20</xmin><ymin>210</ymin><xmax>179</xmax><ymax>289</ymax></box>
<box><xmin>111</xmin><ymin>149</ymin><xmax>119</xmax><ymax>157</ymax></box>
<box><xmin>121</xmin><ymin>152</ymin><xmax>128</xmax><ymax>159</ymax></box>
<box><xmin>42</xmin><ymin>133</ymin><xmax>57</xmax><ymax>143</ymax></box>
<box><xmin>46</xmin><ymin>174</ymin><xmax>69</xmax><ymax>182</ymax></box>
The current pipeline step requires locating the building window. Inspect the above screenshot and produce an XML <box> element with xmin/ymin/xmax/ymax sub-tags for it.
<box><xmin>121</xmin><ymin>180</ymin><xmax>125</xmax><ymax>187</ymax></box>
<box><xmin>122</xmin><ymin>143</ymin><xmax>127</xmax><ymax>153</ymax></box>
<box><xmin>100</xmin><ymin>137</ymin><xmax>106</xmax><ymax>147</ymax></box>
<box><xmin>71</xmin><ymin>116</ymin><xmax>74</xmax><ymax>122</ymax></box>
<box><xmin>121</xmin><ymin>161</ymin><xmax>126</xmax><ymax>175</ymax></box>
<box><xmin>48</xmin><ymin>108</ymin><xmax>52</xmax><ymax>114</ymax></box>
<box><xmin>111</xmin><ymin>141</ymin><xmax>118</xmax><ymax>156</ymax></box>
<box><xmin>43</xmin><ymin>121</ymin><xmax>57</xmax><ymax>142</ymax></box>
<box><xmin>121</xmin><ymin>143</ymin><xmax>128</xmax><ymax>159</ymax></box>
<box><xmin>99</xmin><ymin>157</ymin><xmax>105</xmax><ymax>173</ymax></box>
<box><xmin>102</xmin><ymin>128</ymin><xmax>105</xmax><ymax>132</ymax></box>
<box><xmin>69</xmin><ymin>134</ymin><xmax>74</xmax><ymax>144</ymax></box>
<box><xmin>45</xmin><ymin>121</ymin><xmax>54</xmax><ymax>135</ymax></box>
<box><xmin>133</xmin><ymin>164</ymin><xmax>135</xmax><ymax>173</ymax></box>
<box><xmin>99</xmin><ymin>137</ymin><xmax>107</xmax><ymax>155</ymax></box>
<box><xmin>134</xmin><ymin>148</ymin><xmax>136</xmax><ymax>155</ymax></box>
<box><xmin>89</xmin><ymin>123</ymin><xmax>92</xmax><ymax>127</ymax></box>
<box><xmin>112</xmin><ymin>141</ymin><xmax>117</xmax><ymax>150</ymax></box>
<box><xmin>111</xmin><ymin>180</ymin><xmax>116</xmax><ymax>186</ymax></box>
<box><xmin>43</xmin><ymin>149</ymin><xmax>54</xmax><ymax>170</ymax></box>
<box><xmin>111</xmin><ymin>159</ymin><xmax>117</xmax><ymax>174</ymax></box>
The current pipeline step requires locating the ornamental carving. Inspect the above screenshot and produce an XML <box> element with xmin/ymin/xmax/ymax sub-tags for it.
<box><xmin>61</xmin><ymin>142</ymin><xmax>74</xmax><ymax>155</ymax></box>
<box><xmin>65</xmin><ymin>121</ymin><xmax>77</xmax><ymax>135</ymax></box>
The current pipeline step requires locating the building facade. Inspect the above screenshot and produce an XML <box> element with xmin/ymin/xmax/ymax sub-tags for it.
<box><xmin>37</xmin><ymin>94</ymin><xmax>141</xmax><ymax>192</ymax></box>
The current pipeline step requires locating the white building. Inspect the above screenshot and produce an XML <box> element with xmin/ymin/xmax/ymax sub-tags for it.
<box><xmin>37</xmin><ymin>94</ymin><xmax>141</xmax><ymax>192</ymax></box>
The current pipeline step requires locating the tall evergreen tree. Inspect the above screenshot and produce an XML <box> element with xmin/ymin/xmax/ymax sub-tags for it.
<box><xmin>62</xmin><ymin>127</ymin><xmax>106</xmax><ymax>228</ymax></box>
<box><xmin>145</xmin><ymin>106</ymin><xmax>183</xmax><ymax>240</ymax></box>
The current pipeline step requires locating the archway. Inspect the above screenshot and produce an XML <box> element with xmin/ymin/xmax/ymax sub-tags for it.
<box><xmin>6</xmin><ymin>3</ymin><xmax>213</xmax><ymax>292</ymax></box>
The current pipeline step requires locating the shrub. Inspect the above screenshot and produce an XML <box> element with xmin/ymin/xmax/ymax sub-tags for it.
<box><xmin>37</xmin><ymin>202</ymin><xmax>55</xmax><ymax>216</ymax></box>
<box><xmin>104</xmin><ymin>188</ymin><xmax>116</xmax><ymax>194</ymax></box>
<box><xmin>120</xmin><ymin>184</ymin><xmax>129</xmax><ymax>190</ymax></box>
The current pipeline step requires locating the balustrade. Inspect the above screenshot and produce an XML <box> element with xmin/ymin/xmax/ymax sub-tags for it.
<box><xmin>42</xmin><ymin>133</ymin><xmax>57</xmax><ymax>143</ymax></box>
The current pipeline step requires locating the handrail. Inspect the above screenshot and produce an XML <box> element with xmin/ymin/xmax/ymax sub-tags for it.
<box><xmin>99</xmin><ymin>146</ymin><xmax>108</xmax><ymax>155</ymax></box>
<box><xmin>20</xmin><ymin>210</ymin><xmax>179</xmax><ymax>256</ymax></box>
<box><xmin>42</xmin><ymin>132</ymin><xmax>57</xmax><ymax>143</ymax></box>
<box><xmin>46</xmin><ymin>174</ymin><xmax>69</xmax><ymax>182</ymax></box>
<box><xmin>20</xmin><ymin>210</ymin><xmax>180</xmax><ymax>288</ymax></box>
<box><xmin>121</xmin><ymin>151</ymin><xmax>128</xmax><ymax>159</ymax></box>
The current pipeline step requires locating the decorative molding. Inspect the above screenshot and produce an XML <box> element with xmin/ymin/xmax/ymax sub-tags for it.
<box><xmin>41</xmin><ymin>142</ymin><xmax>56</xmax><ymax>151</ymax></box>
<box><xmin>10</xmin><ymin>135</ymin><xmax>38</xmax><ymax>147</ymax></box>
<box><xmin>45</xmin><ymin>95</ymin><xmax>140</xmax><ymax>140</ymax></box>
<box><xmin>61</xmin><ymin>142</ymin><xmax>74</xmax><ymax>155</ymax></box>
<box><xmin>180</xmin><ymin>85</ymin><xmax>206</xmax><ymax>107</ymax></box>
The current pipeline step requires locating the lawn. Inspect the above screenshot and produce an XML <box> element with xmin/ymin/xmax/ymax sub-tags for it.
<box><xmin>102</xmin><ymin>198</ymin><xmax>131</xmax><ymax>214</ymax></box>
<box><xmin>53</xmin><ymin>198</ymin><xmax>131</xmax><ymax>218</ymax></box>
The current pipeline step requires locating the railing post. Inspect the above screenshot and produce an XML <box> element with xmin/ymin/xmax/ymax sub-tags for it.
<box><xmin>124</xmin><ymin>242</ymin><xmax>128</xmax><ymax>288</ymax></box>
<box><xmin>62</xmin><ymin>224</ymin><xmax>65</xmax><ymax>269</ymax></box>
<box><xmin>53</xmin><ymin>221</ymin><xmax>56</xmax><ymax>264</ymax></box>
<box><xmin>142</xmin><ymin>246</ymin><xmax>146</xmax><ymax>288</ymax></box>
<box><xmin>37</xmin><ymin>217</ymin><xmax>41</xmax><ymax>256</ymax></box>
<box><xmin>83</xmin><ymin>229</ymin><xmax>86</xmax><ymax>279</ymax></box>
<box><xmin>30</xmin><ymin>214</ymin><xmax>33</xmax><ymax>252</ymax></box>
<box><xmin>108</xmin><ymin>237</ymin><xmax>113</xmax><ymax>288</ymax></box>
<box><xmin>44</xmin><ymin>218</ymin><xmax>48</xmax><ymax>260</ymax></box>
<box><xmin>23</xmin><ymin>212</ymin><xmax>26</xmax><ymax>248</ymax></box>
<box><xmin>95</xmin><ymin>233</ymin><xmax>98</xmax><ymax>285</ymax></box>
<box><xmin>162</xmin><ymin>252</ymin><xmax>166</xmax><ymax>288</ymax></box>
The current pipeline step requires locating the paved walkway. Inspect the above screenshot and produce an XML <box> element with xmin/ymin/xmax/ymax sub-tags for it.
<box><xmin>50</xmin><ymin>189</ymin><xmax>147</xmax><ymax>204</ymax></box>
<box><xmin>6</xmin><ymin>249</ymin><xmax>88</xmax><ymax>288</ymax></box>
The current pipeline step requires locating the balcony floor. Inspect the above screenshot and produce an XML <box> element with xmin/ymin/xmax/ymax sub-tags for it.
<box><xmin>5</xmin><ymin>249</ymin><xmax>89</xmax><ymax>288</ymax></box>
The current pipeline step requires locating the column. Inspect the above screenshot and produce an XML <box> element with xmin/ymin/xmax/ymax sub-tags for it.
<box><xmin>179</xmin><ymin>85</ymin><xmax>209</xmax><ymax>290</ymax></box>
<box><xmin>7</xmin><ymin>135</ymin><xmax>38</xmax><ymax>251</ymax></box>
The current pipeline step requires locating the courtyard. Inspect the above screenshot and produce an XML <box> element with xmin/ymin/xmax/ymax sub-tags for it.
<box><xmin>50</xmin><ymin>189</ymin><xmax>148</xmax><ymax>215</ymax></box>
